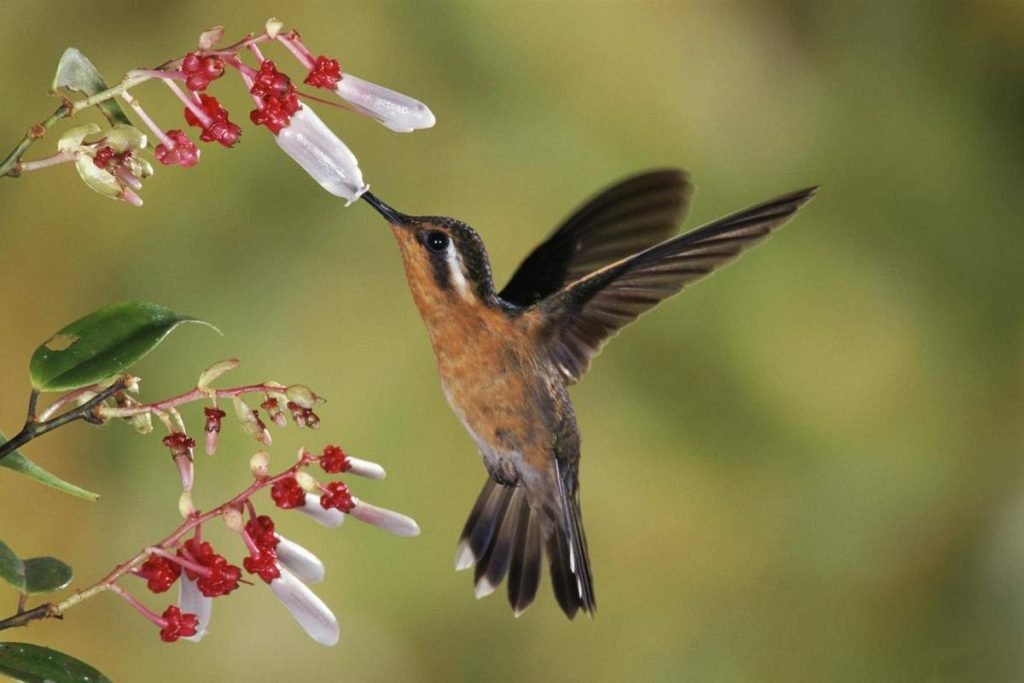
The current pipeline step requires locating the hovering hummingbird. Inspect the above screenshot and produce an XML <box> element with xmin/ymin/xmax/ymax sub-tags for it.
<box><xmin>362</xmin><ymin>170</ymin><xmax>816</xmax><ymax>619</ymax></box>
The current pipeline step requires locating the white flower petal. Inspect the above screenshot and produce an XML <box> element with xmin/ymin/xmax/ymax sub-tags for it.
<box><xmin>275</xmin><ymin>534</ymin><xmax>325</xmax><ymax>584</ymax></box>
<box><xmin>346</xmin><ymin>456</ymin><xmax>386</xmax><ymax>480</ymax></box>
<box><xmin>269</xmin><ymin>566</ymin><xmax>339</xmax><ymax>646</ymax></box>
<box><xmin>275</xmin><ymin>106</ymin><xmax>368</xmax><ymax>204</ymax></box>
<box><xmin>335</xmin><ymin>74</ymin><xmax>436</xmax><ymax>133</ymax></box>
<box><xmin>178</xmin><ymin>575</ymin><xmax>212</xmax><ymax>643</ymax></box>
<box><xmin>350</xmin><ymin>499</ymin><xmax>420</xmax><ymax>537</ymax></box>
<box><xmin>296</xmin><ymin>492</ymin><xmax>346</xmax><ymax>527</ymax></box>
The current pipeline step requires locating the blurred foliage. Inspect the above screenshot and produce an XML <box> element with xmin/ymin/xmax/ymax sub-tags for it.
<box><xmin>1</xmin><ymin>1</ymin><xmax>1022</xmax><ymax>681</ymax></box>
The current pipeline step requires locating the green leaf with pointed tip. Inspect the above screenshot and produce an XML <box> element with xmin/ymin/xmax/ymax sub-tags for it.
<box><xmin>22</xmin><ymin>557</ymin><xmax>73</xmax><ymax>594</ymax></box>
<box><xmin>52</xmin><ymin>47</ymin><xmax>131</xmax><ymax>127</ymax></box>
<box><xmin>29</xmin><ymin>301</ymin><xmax>217</xmax><ymax>393</ymax></box>
<box><xmin>0</xmin><ymin>543</ymin><xmax>25</xmax><ymax>592</ymax></box>
<box><xmin>0</xmin><ymin>643</ymin><xmax>112</xmax><ymax>683</ymax></box>
<box><xmin>0</xmin><ymin>431</ymin><xmax>99</xmax><ymax>500</ymax></box>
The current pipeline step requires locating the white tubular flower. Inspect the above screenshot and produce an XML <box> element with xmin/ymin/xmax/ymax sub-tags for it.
<box><xmin>296</xmin><ymin>492</ymin><xmax>346</xmax><ymax>527</ymax></box>
<box><xmin>269</xmin><ymin>566</ymin><xmax>339</xmax><ymax>646</ymax></box>
<box><xmin>335</xmin><ymin>74</ymin><xmax>436</xmax><ymax>133</ymax></box>
<box><xmin>178</xmin><ymin>575</ymin><xmax>212</xmax><ymax>643</ymax></box>
<box><xmin>346</xmin><ymin>456</ymin><xmax>386</xmax><ymax>480</ymax></box>
<box><xmin>350</xmin><ymin>499</ymin><xmax>420</xmax><ymax>537</ymax></box>
<box><xmin>274</xmin><ymin>534</ymin><xmax>325</xmax><ymax>584</ymax></box>
<box><xmin>275</xmin><ymin>105</ymin><xmax>368</xmax><ymax>204</ymax></box>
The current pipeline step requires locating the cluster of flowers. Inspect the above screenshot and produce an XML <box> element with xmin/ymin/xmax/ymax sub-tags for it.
<box><xmin>153</xmin><ymin>380</ymin><xmax>325</xmax><ymax>492</ymax></box>
<box><xmin>60</xmin><ymin>18</ymin><xmax>434</xmax><ymax>206</ymax></box>
<box><xmin>124</xmin><ymin>444</ymin><xmax>417</xmax><ymax>645</ymax></box>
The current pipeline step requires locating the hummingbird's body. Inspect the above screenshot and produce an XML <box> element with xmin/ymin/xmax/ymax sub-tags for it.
<box><xmin>364</xmin><ymin>170</ymin><xmax>816</xmax><ymax>618</ymax></box>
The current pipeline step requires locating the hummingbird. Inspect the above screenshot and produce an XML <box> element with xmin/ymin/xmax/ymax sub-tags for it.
<box><xmin>362</xmin><ymin>170</ymin><xmax>816</xmax><ymax>619</ymax></box>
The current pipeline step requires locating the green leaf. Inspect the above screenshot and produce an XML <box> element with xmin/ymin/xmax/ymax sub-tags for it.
<box><xmin>52</xmin><ymin>47</ymin><xmax>131</xmax><ymax>127</ymax></box>
<box><xmin>29</xmin><ymin>301</ymin><xmax>216</xmax><ymax>393</ymax></box>
<box><xmin>22</xmin><ymin>557</ymin><xmax>73</xmax><ymax>594</ymax></box>
<box><xmin>0</xmin><ymin>431</ymin><xmax>99</xmax><ymax>501</ymax></box>
<box><xmin>0</xmin><ymin>643</ymin><xmax>112</xmax><ymax>683</ymax></box>
<box><xmin>0</xmin><ymin>543</ymin><xmax>25</xmax><ymax>592</ymax></box>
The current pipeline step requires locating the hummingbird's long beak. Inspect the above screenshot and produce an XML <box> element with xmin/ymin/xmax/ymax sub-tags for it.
<box><xmin>362</xmin><ymin>191</ymin><xmax>409</xmax><ymax>226</ymax></box>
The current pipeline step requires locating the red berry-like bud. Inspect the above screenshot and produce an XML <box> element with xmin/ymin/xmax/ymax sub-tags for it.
<box><xmin>178</xmin><ymin>538</ymin><xmax>241</xmax><ymax>597</ymax></box>
<box><xmin>249</xmin><ymin>60</ymin><xmax>301</xmax><ymax>134</ymax></box>
<box><xmin>270</xmin><ymin>476</ymin><xmax>306</xmax><ymax>509</ymax></box>
<box><xmin>319</xmin><ymin>445</ymin><xmax>350</xmax><ymax>474</ymax></box>
<box><xmin>185</xmin><ymin>94</ymin><xmax>243</xmax><ymax>148</ymax></box>
<box><xmin>320</xmin><ymin>481</ymin><xmax>354</xmax><ymax>513</ymax></box>
<box><xmin>159</xmin><ymin>605</ymin><xmax>198</xmax><ymax>642</ymax></box>
<box><xmin>139</xmin><ymin>555</ymin><xmax>181</xmax><ymax>593</ymax></box>
<box><xmin>243</xmin><ymin>550</ymin><xmax>280</xmax><ymax>583</ymax></box>
<box><xmin>304</xmin><ymin>55</ymin><xmax>342</xmax><ymax>89</ymax></box>
<box><xmin>93</xmin><ymin>145</ymin><xmax>116</xmax><ymax>169</ymax></box>
<box><xmin>204</xmin><ymin>407</ymin><xmax>226</xmax><ymax>433</ymax></box>
<box><xmin>162</xmin><ymin>431</ymin><xmax>196</xmax><ymax>458</ymax></box>
<box><xmin>181</xmin><ymin>52</ymin><xmax>224</xmax><ymax>91</ymax></box>
<box><xmin>245</xmin><ymin>515</ymin><xmax>280</xmax><ymax>552</ymax></box>
<box><xmin>154</xmin><ymin>130</ymin><xmax>200</xmax><ymax>168</ymax></box>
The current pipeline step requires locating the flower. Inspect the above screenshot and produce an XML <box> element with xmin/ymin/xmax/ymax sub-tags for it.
<box><xmin>154</xmin><ymin>129</ymin><xmax>200</xmax><ymax>168</ymax></box>
<box><xmin>304</xmin><ymin>56</ymin><xmax>342</xmax><ymax>89</ymax></box>
<box><xmin>274</xmin><ymin>105</ymin><xmax>367</xmax><ymax>204</ymax></box>
<box><xmin>268</xmin><ymin>566</ymin><xmax>339</xmax><ymax>646</ymax></box>
<box><xmin>296</xmin><ymin>492</ymin><xmax>346</xmax><ymax>527</ymax></box>
<box><xmin>249</xmin><ymin>59</ymin><xmax>301</xmax><ymax>133</ymax></box>
<box><xmin>138</xmin><ymin>555</ymin><xmax>181</xmax><ymax>593</ymax></box>
<box><xmin>159</xmin><ymin>605</ymin><xmax>199</xmax><ymax>643</ymax></box>
<box><xmin>274</xmin><ymin>534</ymin><xmax>325</xmax><ymax>584</ymax></box>
<box><xmin>184</xmin><ymin>94</ymin><xmax>242</xmax><ymax>148</ymax></box>
<box><xmin>181</xmin><ymin>52</ymin><xmax>225</xmax><ymax>91</ymax></box>
<box><xmin>271</xmin><ymin>475</ymin><xmax>306</xmax><ymax>509</ymax></box>
<box><xmin>178</xmin><ymin>539</ymin><xmax>242</xmax><ymax>597</ymax></box>
<box><xmin>320</xmin><ymin>481</ymin><xmax>354</xmax><ymax>513</ymax></box>
<box><xmin>177</xmin><ymin>574</ymin><xmax>212</xmax><ymax>643</ymax></box>
<box><xmin>60</xmin><ymin>123</ymin><xmax>152</xmax><ymax>206</ymax></box>
<box><xmin>349</xmin><ymin>499</ymin><xmax>420</xmax><ymax>537</ymax></box>
<box><xmin>334</xmin><ymin>73</ymin><xmax>435</xmax><ymax>133</ymax></box>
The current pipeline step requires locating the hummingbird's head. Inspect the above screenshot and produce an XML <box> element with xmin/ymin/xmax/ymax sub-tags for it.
<box><xmin>362</xmin><ymin>192</ymin><xmax>498</xmax><ymax>310</ymax></box>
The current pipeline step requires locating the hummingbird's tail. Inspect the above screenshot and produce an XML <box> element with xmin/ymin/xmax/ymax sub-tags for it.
<box><xmin>455</xmin><ymin>477</ymin><xmax>596</xmax><ymax>619</ymax></box>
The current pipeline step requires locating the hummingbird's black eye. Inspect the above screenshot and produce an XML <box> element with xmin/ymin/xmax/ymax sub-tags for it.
<box><xmin>425</xmin><ymin>231</ymin><xmax>450</xmax><ymax>253</ymax></box>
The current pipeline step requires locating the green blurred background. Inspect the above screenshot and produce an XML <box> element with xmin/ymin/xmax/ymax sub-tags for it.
<box><xmin>1</xmin><ymin>1</ymin><xmax>1022</xmax><ymax>681</ymax></box>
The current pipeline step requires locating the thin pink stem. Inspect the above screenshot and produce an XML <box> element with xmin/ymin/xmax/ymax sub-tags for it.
<box><xmin>248</xmin><ymin>42</ymin><xmax>267</xmax><ymax>64</ymax></box>
<box><xmin>120</xmin><ymin>92</ymin><xmax>172</xmax><ymax>147</ymax></box>
<box><xmin>145</xmin><ymin>547</ymin><xmax>209</xmax><ymax>577</ymax></box>
<box><xmin>239</xmin><ymin>529</ymin><xmax>260</xmax><ymax>556</ymax></box>
<box><xmin>199</xmin><ymin>32</ymin><xmax>270</xmax><ymax>58</ymax></box>
<box><xmin>162</xmin><ymin>79</ymin><xmax>213</xmax><ymax>128</ymax></box>
<box><xmin>276</xmin><ymin>33</ymin><xmax>315</xmax><ymax>70</ymax></box>
<box><xmin>224</xmin><ymin>56</ymin><xmax>263</xmax><ymax>108</ymax></box>
<box><xmin>127</xmin><ymin>69</ymin><xmax>186</xmax><ymax>81</ymax></box>
<box><xmin>98</xmin><ymin>383</ymin><xmax>290</xmax><ymax>419</ymax></box>
<box><xmin>109</xmin><ymin>584</ymin><xmax>164</xmax><ymax>627</ymax></box>
<box><xmin>18</xmin><ymin>150</ymin><xmax>77</xmax><ymax>172</ymax></box>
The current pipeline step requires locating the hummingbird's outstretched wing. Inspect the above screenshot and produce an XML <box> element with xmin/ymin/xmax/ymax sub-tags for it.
<box><xmin>499</xmin><ymin>169</ymin><xmax>693</xmax><ymax>307</ymax></box>
<box><xmin>539</xmin><ymin>186</ymin><xmax>818</xmax><ymax>383</ymax></box>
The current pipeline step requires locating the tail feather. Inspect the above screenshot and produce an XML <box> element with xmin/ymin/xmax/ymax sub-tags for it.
<box><xmin>457</xmin><ymin>476</ymin><xmax>596</xmax><ymax>618</ymax></box>
<box><xmin>474</xmin><ymin>487</ymin><xmax>523</xmax><ymax>597</ymax></box>
<box><xmin>507</xmin><ymin>499</ymin><xmax>541</xmax><ymax>616</ymax></box>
